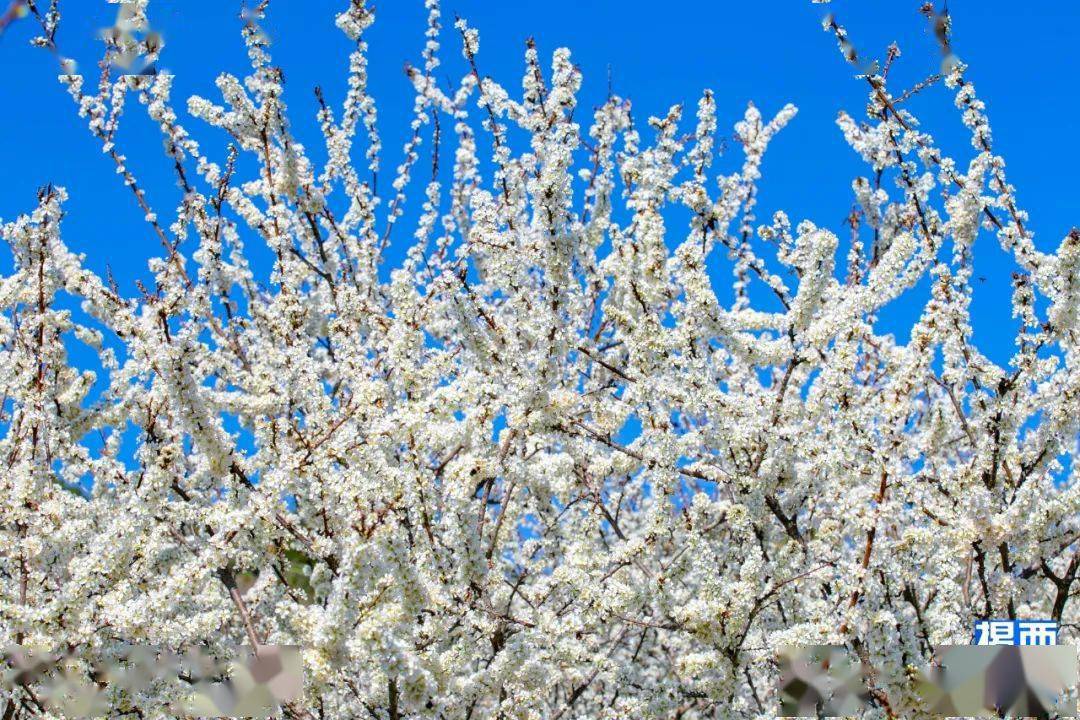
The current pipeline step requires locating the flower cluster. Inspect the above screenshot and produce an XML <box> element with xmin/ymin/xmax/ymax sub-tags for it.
<box><xmin>1</xmin><ymin>2</ymin><xmax>1078</xmax><ymax>719</ymax></box>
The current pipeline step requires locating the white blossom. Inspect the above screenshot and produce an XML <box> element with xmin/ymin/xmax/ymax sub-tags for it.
<box><xmin>1</xmin><ymin>2</ymin><xmax>1078</xmax><ymax>719</ymax></box>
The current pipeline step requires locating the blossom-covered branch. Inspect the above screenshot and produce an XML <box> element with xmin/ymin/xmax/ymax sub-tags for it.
<box><xmin>1</xmin><ymin>1</ymin><xmax>1078</xmax><ymax>718</ymax></box>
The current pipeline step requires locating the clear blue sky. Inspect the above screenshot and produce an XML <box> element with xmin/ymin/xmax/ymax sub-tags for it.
<box><xmin>1</xmin><ymin>0</ymin><xmax>1078</xmax><ymax>367</ymax></box>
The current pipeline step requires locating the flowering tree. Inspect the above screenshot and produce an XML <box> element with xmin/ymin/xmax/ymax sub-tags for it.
<box><xmin>1</xmin><ymin>1</ymin><xmax>1079</xmax><ymax>718</ymax></box>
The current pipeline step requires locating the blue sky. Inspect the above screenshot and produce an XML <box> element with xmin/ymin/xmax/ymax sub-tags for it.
<box><xmin>1</xmin><ymin>0</ymin><xmax>1079</xmax><ymax>368</ymax></box>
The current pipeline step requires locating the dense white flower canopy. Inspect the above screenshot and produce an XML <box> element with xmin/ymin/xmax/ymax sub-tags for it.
<box><xmin>1</xmin><ymin>1</ymin><xmax>1079</xmax><ymax>718</ymax></box>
